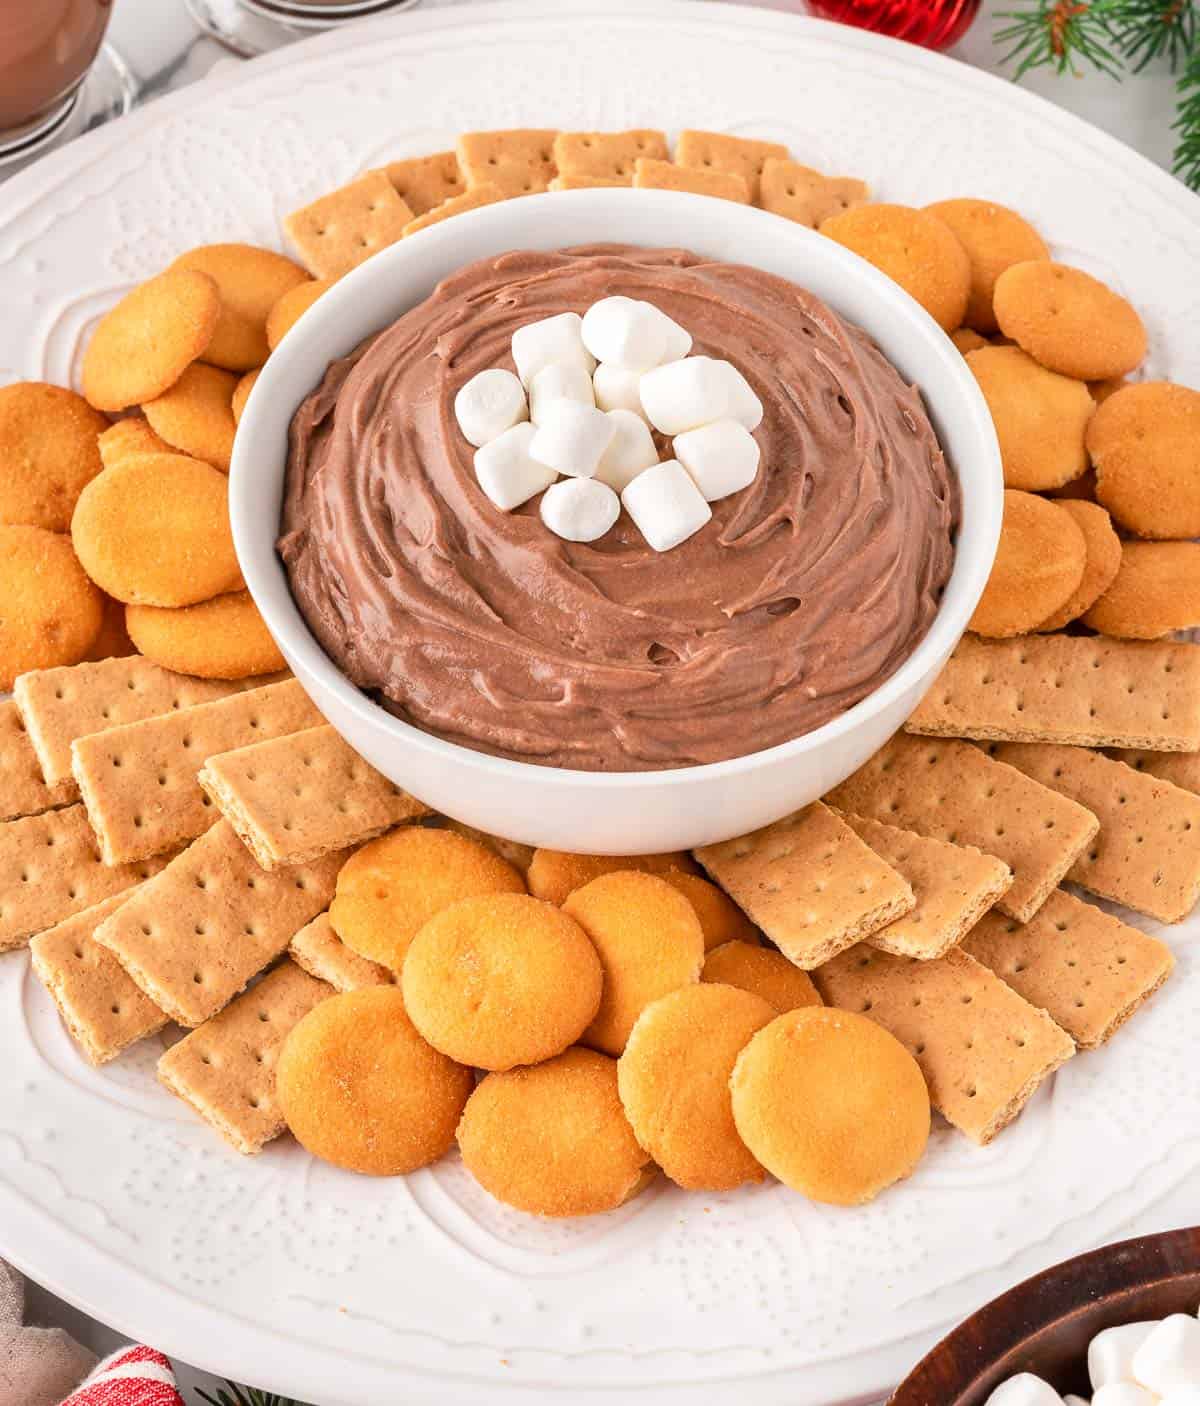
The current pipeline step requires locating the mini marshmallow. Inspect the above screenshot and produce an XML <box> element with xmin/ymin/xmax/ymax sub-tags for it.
<box><xmin>1132</xmin><ymin>1315</ymin><xmax>1200</xmax><ymax>1395</ymax></box>
<box><xmin>673</xmin><ymin>417</ymin><xmax>761</xmax><ymax>501</ymax></box>
<box><xmin>540</xmin><ymin>477</ymin><xmax>620</xmax><ymax>543</ymax></box>
<box><xmin>1090</xmin><ymin>1324</ymin><xmax>1158</xmax><ymax>1391</ymax></box>
<box><xmin>529</xmin><ymin>360</ymin><xmax>595</xmax><ymax>424</ymax></box>
<box><xmin>1093</xmin><ymin>1385</ymin><xmax>1159</xmax><ymax>1406</ymax></box>
<box><xmin>984</xmin><ymin>1374</ymin><xmax>1065</xmax><ymax>1406</ymax></box>
<box><xmin>595</xmin><ymin>409</ymin><xmax>659</xmax><ymax>492</ymax></box>
<box><xmin>473</xmin><ymin>422</ymin><xmax>557</xmax><ymax>511</ymax></box>
<box><xmin>719</xmin><ymin>361</ymin><xmax>765</xmax><ymax>431</ymax></box>
<box><xmin>511</xmin><ymin>312</ymin><xmax>595</xmax><ymax>387</ymax></box>
<box><xmin>528</xmin><ymin>400</ymin><xmax>615</xmax><ymax>479</ymax></box>
<box><xmin>639</xmin><ymin>355</ymin><xmax>734</xmax><ymax>436</ymax></box>
<box><xmin>593</xmin><ymin>362</ymin><xmax>648</xmax><ymax>420</ymax></box>
<box><xmin>621</xmin><ymin>458</ymin><xmax>712</xmax><ymax>552</ymax></box>
<box><xmin>581</xmin><ymin>296</ymin><xmax>668</xmax><ymax>372</ymax></box>
<box><xmin>454</xmin><ymin>368</ymin><xmax>528</xmax><ymax>448</ymax></box>
<box><xmin>654</xmin><ymin>307</ymin><xmax>693</xmax><ymax>363</ymax></box>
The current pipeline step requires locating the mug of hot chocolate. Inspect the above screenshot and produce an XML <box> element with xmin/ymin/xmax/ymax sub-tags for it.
<box><xmin>0</xmin><ymin>0</ymin><xmax>114</xmax><ymax>154</ymax></box>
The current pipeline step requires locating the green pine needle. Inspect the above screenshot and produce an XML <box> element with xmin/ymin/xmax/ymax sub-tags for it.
<box><xmin>1113</xmin><ymin>0</ymin><xmax>1197</xmax><ymax>70</ymax></box>
<box><xmin>994</xmin><ymin>0</ymin><xmax>1126</xmax><ymax>79</ymax></box>
<box><xmin>1174</xmin><ymin>43</ymin><xmax>1200</xmax><ymax>188</ymax></box>
<box><xmin>196</xmin><ymin>1383</ymin><xmax>300</xmax><ymax>1406</ymax></box>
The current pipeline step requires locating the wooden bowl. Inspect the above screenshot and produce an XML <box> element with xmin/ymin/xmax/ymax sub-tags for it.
<box><xmin>889</xmin><ymin>1230</ymin><xmax>1200</xmax><ymax>1404</ymax></box>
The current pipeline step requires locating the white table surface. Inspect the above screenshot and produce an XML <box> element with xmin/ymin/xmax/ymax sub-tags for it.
<box><xmin>16</xmin><ymin>2</ymin><xmax>1192</xmax><ymax>1400</ymax></box>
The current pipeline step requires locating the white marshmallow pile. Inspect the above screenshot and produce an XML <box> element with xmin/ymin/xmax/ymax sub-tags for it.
<box><xmin>452</xmin><ymin>296</ymin><xmax>764</xmax><ymax>551</ymax></box>
<box><xmin>985</xmin><ymin>1310</ymin><xmax>1200</xmax><ymax>1406</ymax></box>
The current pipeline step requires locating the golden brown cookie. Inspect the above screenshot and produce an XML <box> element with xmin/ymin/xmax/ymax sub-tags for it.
<box><xmin>993</xmin><ymin>261</ymin><xmax>1147</xmax><ymax>381</ymax></box>
<box><xmin>436</xmin><ymin>819</ymin><xmax>534</xmax><ymax>874</ymax></box>
<box><xmin>658</xmin><ymin>870</ymin><xmax>758</xmax><ymax>950</ymax></box>
<box><xmin>618</xmin><ymin>983</ymin><xmax>774</xmax><ymax>1191</ymax></box>
<box><xmin>966</xmin><ymin>345</ymin><xmax>1094</xmax><ymax>490</ymax></box>
<box><xmin>277</xmin><ymin>987</ymin><xmax>472</xmax><ymax>1176</ymax></box>
<box><xmin>266</xmin><ymin>278</ymin><xmax>334</xmax><ymax>351</ymax></box>
<box><xmin>124</xmin><ymin>590</ymin><xmax>284</xmax><ymax>679</ymax></box>
<box><xmin>563</xmin><ymin>871</ymin><xmax>705</xmax><ymax>1056</ymax></box>
<box><xmin>97</xmin><ymin>417</ymin><xmax>172</xmax><ymax>470</ymax></box>
<box><xmin>730</xmin><ymin>1006</ymin><xmax>930</xmax><ymax>1205</ymax></box>
<box><xmin>171</xmin><ymin>243</ymin><xmax>310</xmax><ymax>371</ymax></box>
<box><xmin>1082</xmin><ymin>541</ymin><xmax>1200</xmax><ymax>639</ymax></box>
<box><xmin>0</xmin><ymin>526</ymin><xmax>104</xmax><ymax>688</ymax></box>
<box><xmin>1087</xmin><ymin>381</ymin><xmax>1200</xmax><ymax>539</ymax></box>
<box><xmin>143</xmin><ymin>363</ymin><xmax>238</xmax><ymax>473</ymax></box>
<box><xmin>402</xmin><ymin>893</ymin><xmax>603</xmax><ymax>1070</ymax></box>
<box><xmin>457</xmin><ymin>1047</ymin><xmax>653</xmax><ymax>1217</ymax></box>
<box><xmin>231</xmin><ymin>368</ymin><xmax>260</xmax><ymax>425</ymax></box>
<box><xmin>330</xmin><ymin>827</ymin><xmax>526</xmax><ymax>972</ymax></box>
<box><xmin>924</xmin><ymin>199</ymin><xmax>1048</xmax><ymax>334</ymax></box>
<box><xmin>0</xmin><ymin>382</ymin><xmax>109</xmax><ymax>532</ymax></box>
<box><xmin>701</xmin><ymin>940</ymin><xmax>822</xmax><ymax>1014</ymax></box>
<box><xmin>820</xmin><ymin>204</ymin><xmax>970</xmax><ymax>332</ymax></box>
<box><xmin>1036</xmin><ymin>500</ymin><xmax>1122</xmax><ymax>631</ymax></box>
<box><xmin>951</xmin><ymin>328</ymin><xmax>989</xmax><ymax>355</ymax></box>
<box><xmin>81</xmin><ymin>269</ymin><xmax>221</xmax><ymax>412</ymax></box>
<box><xmin>526</xmin><ymin>848</ymin><xmax>696</xmax><ymax>906</ymax></box>
<box><xmin>70</xmin><ymin>452</ymin><xmax>240</xmax><ymax>606</ymax></box>
<box><xmin>969</xmin><ymin>489</ymin><xmax>1087</xmax><ymax>638</ymax></box>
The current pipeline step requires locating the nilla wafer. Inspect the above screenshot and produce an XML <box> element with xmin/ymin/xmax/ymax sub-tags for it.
<box><xmin>526</xmin><ymin>848</ymin><xmax>696</xmax><ymax>906</ymax></box>
<box><xmin>0</xmin><ymin>526</ymin><xmax>104</xmax><ymax>689</ymax></box>
<box><xmin>97</xmin><ymin>417</ymin><xmax>171</xmax><ymax>470</ymax></box>
<box><xmin>277</xmin><ymin>987</ymin><xmax>472</xmax><ymax>1176</ymax></box>
<box><xmin>702</xmin><ymin>940</ymin><xmax>822</xmax><ymax>1014</ymax></box>
<box><xmin>730</xmin><ymin>1006</ymin><xmax>930</xmax><ymax>1206</ymax></box>
<box><xmin>231</xmin><ymin>369</ymin><xmax>259</xmax><ymax>425</ymax></box>
<box><xmin>1036</xmin><ymin>499</ymin><xmax>1122</xmax><ymax>631</ymax></box>
<box><xmin>266</xmin><ymin>278</ymin><xmax>334</xmax><ymax>351</ymax></box>
<box><xmin>1086</xmin><ymin>381</ymin><xmax>1200</xmax><ymax>540</ymax></box>
<box><xmin>125</xmin><ymin>590</ymin><xmax>284</xmax><ymax>679</ymax></box>
<box><xmin>71</xmin><ymin>452</ymin><xmax>239</xmax><ymax>607</ymax></box>
<box><xmin>0</xmin><ymin>382</ymin><xmax>109</xmax><ymax>532</ymax></box>
<box><xmin>969</xmin><ymin>490</ymin><xmax>1086</xmax><ymax>638</ymax></box>
<box><xmin>657</xmin><ymin>870</ymin><xmax>758</xmax><ymax>950</ymax></box>
<box><xmin>924</xmin><ymin>199</ymin><xmax>1048</xmax><ymax>333</ymax></box>
<box><xmin>457</xmin><ymin>1047</ymin><xmax>653</xmax><ymax>1217</ymax></box>
<box><xmin>143</xmin><ymin>363</ymin><xmax>238</xmax><ymax>473</ymax></box>
<box><xmin>1082</xmin><ymin>541</ymin><xmax>1200</xmax><ymax>639</ymax></box>
<box><xmin>171</xmin><ymin>243</ymin><xmax>310</xmax><ymax>371</ymax></box>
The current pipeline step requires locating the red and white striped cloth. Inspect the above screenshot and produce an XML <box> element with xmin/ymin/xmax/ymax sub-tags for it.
<box><xmin>59</xmin><ymin>1345</ymin><xmax>184</xmax><ymax>1406</ymax></box>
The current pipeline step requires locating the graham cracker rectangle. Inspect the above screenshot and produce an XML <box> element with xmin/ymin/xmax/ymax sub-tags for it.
<box><xmin>456</xmin><ymin>129</ymin><xmax>558</xmax><ymax>198</ymax></box>
<box><xmin>288</xmin><ymin>912</ymin><xmax>394</xmax><ymax>991</ymax></box>
<box><xmin>694</xmin><ymin>801</ymin><xmax>915</xmax><ymax>969</ymax></box>
<box><xmin>839</xmin><ymin>813</ymin><xmax>1013</xmax><ymax>960</ymax></box>
<box><xmin>0</xmin><ymin>805</ymin><xmax>170</xmax><ymax>953</ymax></box>
<box><xmin>14</xmin><ymin>656</ymin><xmax>253</xmax><ymax>788</ymax></box>
<box><xmin>813</xmin><ymin>945</ymin><xmax>1075</xmax><ymax>1144</ymax></box>
<box><xmin>633</xmin><ymin>157</ymin><xmax>750</xmax><ymax>204</ymax></box>
<box><xmin>906</xmin><ymin>635</ymin><xmax>1200</xmax><ymax>751</ymax></box>
<box><xmin>198</xmin><ymin>723</ymin><xmax>429</xmax><ymax>869</ymax></box>
<box><xmin>158</xmin><ymin>960</ymin><xmax>331</xmax><ymax>1155</ymax></box>
<box><xmin>826</xmin><ymin>733</ymin><xmax>1099</xmax><ymax>924</ymax></box>
<box><xmin>993</xmin><ymin>743</ymin><xmax>1200</xmax><ymax>923</ymax></box>
<box><xmin>1110</xmin><ymin>748</ymin><xmax>1200</xmax><ymax>796</ymax></box>
<box><xmin>71</xmin><ymin>678</ymin><xmax>323</xmax><ymax>866</ymax></box>
<box><xmin>674</xmin><ymin>130</ymin><xmax>789</xmax><ymax>203</ymax></box>
<box><xmin>962</xmin><ymin>888</ymin><xmax>1174</xmax><ymax>1049</ymax></box>
<box><xmin>402</xmin><ymin>183</ymin><xmax>505</xmax><ymax>236</ymax></box>
<box><xmin>29</xmin><ymin>890</ymin><xmax>167</xmax><ymax>1065</ymax></box>
<box><xmin>380</xmin><ymin>151</ymin><xmax>465</xmax><ymax>216</ymax></box>
<box><xmin>0</xmin><ymin>700</ymin><xmax>75</xmax><ymax>822</ymax></box>
<box><xmin>553</xmin><ymin>130</ymin><xmax>668</xmax><ymax>185</ymax></box>
<box><xmin>284</xmin><ymin>170</ymin><xmax>413</xmax><ymax>280</ymax></box>
<box><xmin>758</xmin><ymin>157</ymin><xmax>870</xmax><ymax>227</ymax></box>
<box><xmin>93</xmin><ymin>821</ymin><xmax>344</xmax><ymax>1027</ymax></box>
<box><xmin>549</xmin><ymin>175</ymin><xmax>629</xmax><ymax>191</ymax></box>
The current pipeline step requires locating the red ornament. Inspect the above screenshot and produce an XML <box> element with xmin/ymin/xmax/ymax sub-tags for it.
<box><xmin>806</xmin><ymin>0</ymin><xmax>980</xmax><ymax>50</ymax></box>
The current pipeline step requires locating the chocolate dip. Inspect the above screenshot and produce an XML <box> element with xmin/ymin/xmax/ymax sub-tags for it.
<box><xmin>279</xmin><ymin>246</ymin><xmax>958</xmax><ymax>771</ymax></box>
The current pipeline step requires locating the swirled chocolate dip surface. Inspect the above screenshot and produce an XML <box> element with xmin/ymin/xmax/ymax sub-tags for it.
<box><xmin>279</xmin><ymin>246</ymin><xmax>958</xmax><ymax>770</ymax></box>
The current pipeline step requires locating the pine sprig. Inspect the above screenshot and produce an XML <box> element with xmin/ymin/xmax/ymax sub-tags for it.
<box><xmin>1174</xmin><ymin>42</ymin><xmax>1200</xmax><ymax>187</ymax></box>
<box><xmin>1113</xmin><ymin>0</ymin><xmax>1197</xmax><ymax>69</ymax></box>
<box><xmin>196</xmin><ymin>1383</ymin><xmax>300</xmax><ymax>1406</ymax></box>
<box><xmin>994</xmin><ymin>0</ymin><xmax>1125</xmax><ymax>78</ymax></box>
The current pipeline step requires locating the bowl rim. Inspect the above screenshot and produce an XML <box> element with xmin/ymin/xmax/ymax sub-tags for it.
<box><xmin>230</xmin><ymin>188</ymin><xmax>1003</xmax><ymax>789</ymax></box>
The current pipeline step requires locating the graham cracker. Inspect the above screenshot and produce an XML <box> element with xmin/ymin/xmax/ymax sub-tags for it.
<box><xmin>14</xmin><ymin>656</ymin><xmax>252</xmax><ymax>788</ymax></box>
<box><xmin>813</xmin><ymin>944</ymin><xmax>1075</xmax><ymax>1145</ymax></box>
<box><xmin>456</xmin><ymin>128</ymin><xmax>558</xmax><ymax>198</ymax></box>
<box><xmin>633</xmin><ymin>157</ymin><xmax>749</xmax><ymax>204</ymax></box>
<box><xmin>158</xmin><ymin>960</ymin><xmax>331</xmax><ymax>1155</ymax></box>
<box><xmin>1109</xmin><ymin>748</ymin><xmax>1200</xmax><ymax>796</ymax></box>
<box><xmin>694</xmin><ymin>801</ymin><xmax>915</xmax><ymax>970</ymax></box>
<box><xmin>993</xmin><ymin>744</ymin><xmax>1200</xmax><ymax>923</ymax></box>
<box><xmin>674</xmin><ymin>130</ymin><xmax>789</xmax><ymax>202</ymax></box>
<box><xmin>71</xmin><ymin>678</ymin><xmax>323</xmax><ymax>866</ymax></box>
<box><xmin>93</xmin><ymin>821</ymin><xmax>343</xmax><ymax>1027</ymax></box>
<box><xmin>553</xmin><ymin>130</ymin><xmax>668</xmax><ymax>185</ymax></box>
<box><xmin>402</xmin><ymin>183</ymin><xmax>505</xmax><ymax>236</ymax></box>
<box><xmin>826</xmin><ymin>733</ymin><xmax>1099</xmax><ymax>924</ymax></box>
<box><xmin>906</xmin><ymin>635</ymin><xmax>1200</xmax><ymax>752</ymax></box>
<box><xmin>758</xmin><ymin>157</ymin><xmax>870</xmax><ymax>227</ymax></box>
<box><xmin>963</xmin><ymin>888</ymin><xmax>1174</xmax><ymax>1049</ymax></box>
<box><xmin>29</xmin><ymin>890</ymin><xmax>167</xmax><ymax>1065</ymax></box>
<box><xmin>548</xmin><ymin>175</ymin><xmax>628</xmax><ymax>191</ymax></box>
<box><xmin>288</xmin><ymin>911</ymin><xmax>394</xmax><ymax>991</ymax></box>
<box><xmin>198</xmin><ymin>723</ymin><xmax>429</xmax><ymax>869</ymax></box>
<box><xmin>380</xmin><ymin>151</ymin><xmax>465</xmax><ymax>216</ymax></box>
<box><xmin>0</xmin><ymin>700</ymin><xmax>75</xmax><ymax>822</ymax></box>
<box><xmin>0</xmin><ymin>805</ymin><xmax>170</xmax><ymax>953</ymax></box>
<box><xmin>839</xmin><ymin>812</ymin><xmax>1013</xmax><ymax>960</ymax></box>
<box><xmin>284</xmin><ymin>171</ymin><xmax>413</xmax><ymax>280</ymax></box>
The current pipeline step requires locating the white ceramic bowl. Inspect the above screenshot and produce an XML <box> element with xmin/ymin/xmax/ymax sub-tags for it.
<box><xmin>230</xmin><ymin>189</ymin><xmax>1001</xmax><ymax>854</ymax></box>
